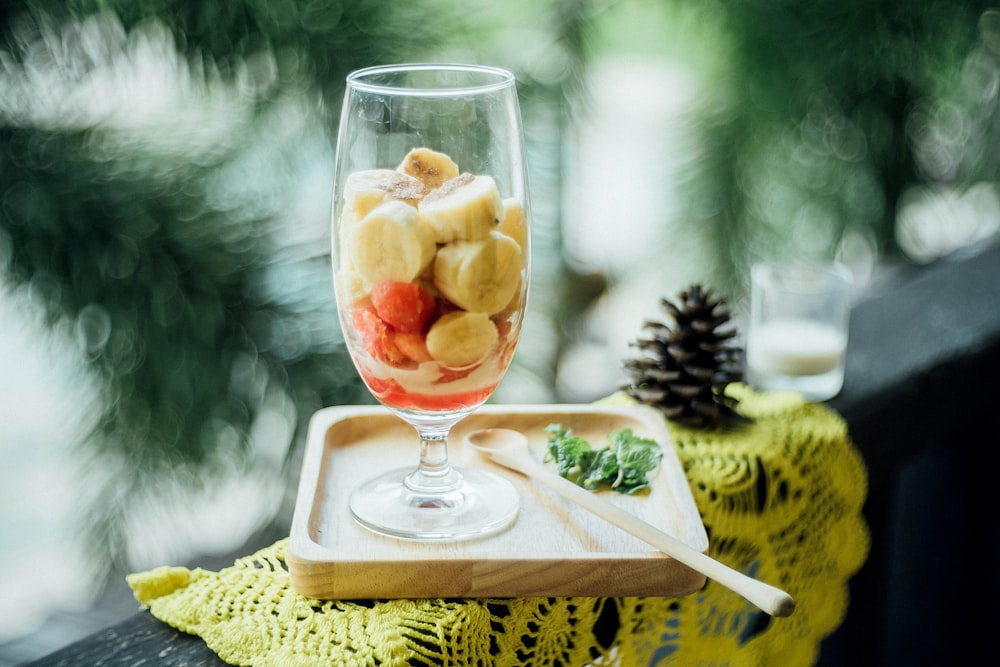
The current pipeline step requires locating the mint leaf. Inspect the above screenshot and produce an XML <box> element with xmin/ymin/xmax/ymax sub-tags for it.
<box><xmin>543</xmin><ymin>423</ymin><xmax>593</xmax><ymax>485</ymax></box>
<box><xmin>544</xmin><ymin>424</ymin><xmax>662</xmax><ymax>494</ymax></box>
<box><xmin>607</xmin><ymin>428</ymin><xmax>662</xmax><ymax>493</ymax></box>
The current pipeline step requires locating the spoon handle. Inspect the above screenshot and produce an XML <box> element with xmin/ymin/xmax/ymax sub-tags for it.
<box><xmin>508</xmin><ymin>453</ymin><xmax>795</xmax><ymax>617</ymax></box>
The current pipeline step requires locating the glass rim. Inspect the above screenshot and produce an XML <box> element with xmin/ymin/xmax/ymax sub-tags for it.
<box><xmin>346</xmin><ymin>63</ymin><xmax>515</xmax><ymax>96</ymax></box>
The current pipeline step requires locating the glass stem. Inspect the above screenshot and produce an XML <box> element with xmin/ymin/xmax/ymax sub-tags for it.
<box><xmin>405</xmin><ymin>425</ymin><xmax>463</xmax><ymax>494</ymax></box>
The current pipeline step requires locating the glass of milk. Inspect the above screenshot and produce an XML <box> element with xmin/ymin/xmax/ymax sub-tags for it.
<box><xmin>746</xmin><ymin>261</ymin><xmax>852</xmax><ymax>401</ymax></box>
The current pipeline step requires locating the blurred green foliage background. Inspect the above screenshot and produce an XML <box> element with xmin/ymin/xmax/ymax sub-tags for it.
<box><xmin>2</xmin><ymin>0</ymin><xmax>999</xmax><ymax>651</ymax></box>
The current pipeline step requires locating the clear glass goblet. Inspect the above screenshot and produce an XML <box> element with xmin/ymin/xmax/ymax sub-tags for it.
<box><xmin>330</xmin><ymin>64</ymin><xmax>530</xmax><ymax>540</ymax></box>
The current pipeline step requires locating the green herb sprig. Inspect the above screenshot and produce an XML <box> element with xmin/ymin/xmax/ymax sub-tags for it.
<box><xmin>544</xmin><ymin>424</ymin><xmax>663</xmax><ymax>495</ymax></box>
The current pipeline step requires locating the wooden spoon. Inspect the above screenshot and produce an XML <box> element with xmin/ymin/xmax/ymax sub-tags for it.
<box><xmin>465</xmin><ymin>428</ymin><xmax>796</xmax><ymax>617</ymax></box>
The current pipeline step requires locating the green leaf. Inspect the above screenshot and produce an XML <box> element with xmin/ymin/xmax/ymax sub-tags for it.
<box><xmin>544</xmin><ymin>423</ymin><xmax>593</xmax><ymax>485</ymax></box>
<box><xmin>544</xmin><ymin>424</ymin><xmax>663</xmax><ymax>494</ymax></box>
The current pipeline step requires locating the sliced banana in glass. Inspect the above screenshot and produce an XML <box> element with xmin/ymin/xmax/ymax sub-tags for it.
<box><xmin>419</xmin><ymin>173</ymin><xmax>503</xmax><ymax>243</ymax></box>
<box><xmin>397</xmin><ymin>147</ymin><xmax>460</xmax><ymax>190</ymax></box>
<box><xmin>433</xmin><ymin>231</ymin><xmax>523</xmax><ymax>315</ymax></box>
<box><xmin>334</xmin><ymin>267</ymin><xmax>370</xmax><ymax>306</ymax></box>
<box><xmin>344</xmin><ymin>169</ymin><xmax>427</xmax><ymax>219</ymax></box>
<box><xmin>349</xmin><ymin>200</ymin><xmax>436</xmax><ymax>285</ymax></box>
<box><xmin>497</xmin><ymin>197</ymin><xmax>528</xmax><ymax>251</ymax></box>
<box><xmin>425</xmin><ymin>311</ymin><xmax>499</xmax><ymax>368</ymax></box>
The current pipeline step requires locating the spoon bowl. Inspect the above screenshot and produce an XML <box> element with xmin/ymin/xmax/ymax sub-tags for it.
<box><xmin>465</xmin><ymin>427</ymin><xmax>796</xmax><ymax>617</ymax></box>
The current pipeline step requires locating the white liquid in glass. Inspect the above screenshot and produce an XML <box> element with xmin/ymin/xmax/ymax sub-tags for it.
<box><xmin>747</xmin><ymin>318</ymin><xmax>847</xmax><ymax>400</ymax></box>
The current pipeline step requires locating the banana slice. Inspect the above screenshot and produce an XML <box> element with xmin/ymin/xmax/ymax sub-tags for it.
<box><xmin>433</xmin><ymin>231</ymin><xmax>523</xmax><ymax>315</ymax></box>
<box><xmin>334</xmin><ymin>266</ymin><xmax>370</xmax><ymax>306</ymax></box>
<box><xmin>349</xmin><ymin>201</ymin><xmax>436</xmax><ymax>285</ymax></box>
<box><xmin>336</xmin><ymin>208</ymin><xmax>362</xmax><ymax>268</ymax></box>
<box><xmin>492</xmin><ymin>274</ymin><xmax>524</xmax><ymax>322</ymax></box>
<box><xmin>344</xmin><ymin>169</ymin><xmax>427</xmax><ymax>219</ymax></box>
<box><xmin>497</xmin><ymin>197</ymin><xmax>528</xmax><ymax>252</ymax></box>
<box><xmin>397</xmin><ymin>147</ymin><xmax>460</xmax><ymax>190</ymax></box>
<box><xmin>418</xmin><ymin>173</ymin><xmax>503</xmax><ymax>243</ymax></box>
<box><xmin>393</xmin><ymin>331</ymin><xmax>434</xmax><ymax>363</ymax></box>
<box><xmin>425</xmin><ymin>311</ymin><xmax>499</xmax><ymax>368</ymax></box>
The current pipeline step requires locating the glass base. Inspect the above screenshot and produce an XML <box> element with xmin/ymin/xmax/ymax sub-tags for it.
<box><xmin>747</xmin><ymin>364</ymin><xmax>844</xmax><ymax>402</ymax></box>
<box><xmin>348</xmin><ymin>466</ymin><xmax>519</xmax><ymax>541</ymax></box>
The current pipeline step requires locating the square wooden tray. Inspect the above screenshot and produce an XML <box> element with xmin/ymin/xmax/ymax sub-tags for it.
<box><xmin>287</xmin><ymin>403</ymin><xmax>708</xmax><ymax>599</ymax></box>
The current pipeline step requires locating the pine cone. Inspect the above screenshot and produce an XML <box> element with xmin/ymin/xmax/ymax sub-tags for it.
<box><xmin>623</xmin><ymin>284</ymin><xmax>744</xmax><ymax>428</ymax></box>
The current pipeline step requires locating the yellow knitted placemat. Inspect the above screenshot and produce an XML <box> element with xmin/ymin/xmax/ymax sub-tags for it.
<box><xmin>127</xmin><ymin>385</ymin><xmax>869</xmax><ymax>666</ymax></box>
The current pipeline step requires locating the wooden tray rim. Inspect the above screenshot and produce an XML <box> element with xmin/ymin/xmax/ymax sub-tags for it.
<box><xmin>287</xmin><ymin>403</ymin><xmax>709</xmax><ymax>598</ymax></box>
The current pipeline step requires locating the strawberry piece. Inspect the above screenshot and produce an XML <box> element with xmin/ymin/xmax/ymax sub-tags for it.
<box><xmin>371</xmin><ymin>281</ymin><xmax>436</xmax><ymax>333</ymax></box>
<box><xmin>384</xmin><ymin>382</ymin><xmax>498</xmax><ymax>411</ymax></box>
<box><xmin>350</xmin><ymin>306</ymin><xmax>408</xmax><ymax>367</ymax></box>
<box><xmin>357</xmin><ymin>370</ymin><xmax>406</xmax><ymax>403</ymax></box>
<box><xmin>394</xmin><ymin>332</ymin><xmax>434</xmax><ymax>363</ymax></box>
<box><xmin>435</xmin><ymin>363</ymin><xmax>480</xmax><ymax>384</ymax></box>
<box><xmin>494</xmin><ymin>318</ymin><xmax>512</xmax><ymax>340</ymax></box>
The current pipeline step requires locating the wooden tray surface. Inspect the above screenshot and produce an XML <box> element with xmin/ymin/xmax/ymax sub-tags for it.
<box><xmin>287</xmin><ymin>403</ymin><xmax>708</xmax><ymax>599</ymax></box>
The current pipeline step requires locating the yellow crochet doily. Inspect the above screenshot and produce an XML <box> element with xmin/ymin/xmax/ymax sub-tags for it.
<box><xmin>128</xmin><ymin>385</ymin><xmax>869</xmax><ymax>666</ymax></box>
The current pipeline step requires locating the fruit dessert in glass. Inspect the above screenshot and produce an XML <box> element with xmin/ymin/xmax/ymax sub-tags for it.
<box><xmin>330</xmin><ymin>63</ymin><xmax>530</xmax><ymax>541</ymax></box>
<box><xmin>336</xmin><ymin>147</ymin><xmax>527</xmax><ymax>413</ymax></box>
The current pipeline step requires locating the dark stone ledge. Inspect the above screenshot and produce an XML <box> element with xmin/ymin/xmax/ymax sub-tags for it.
<box><xmin>20</xmin><ymin>612</ymin><xmax>226</xmax><ymax>666</ymax></box>
<box><xmin>821</xmin><ymin>239</ymin><xmax>1000</xmax><ymax>666</ymax></box>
